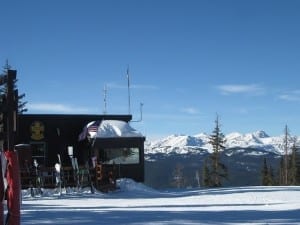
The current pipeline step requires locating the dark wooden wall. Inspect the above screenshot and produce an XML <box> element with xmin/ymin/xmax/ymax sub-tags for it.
<box><xmin>16</xmin><ymin>114</ymin><xmax>145</xmax><ymax>182</ymax></box>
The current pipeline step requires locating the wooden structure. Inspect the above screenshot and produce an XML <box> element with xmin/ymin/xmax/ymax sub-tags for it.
<box><xmin>16</xmin><ymin>114</ymin><xmax>145</xmax><ymax>191</ymax></box>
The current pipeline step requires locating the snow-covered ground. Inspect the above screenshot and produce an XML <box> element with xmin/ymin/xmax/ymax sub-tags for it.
<box><xmin>20</xmin><ymin>179</ymin><xmax>300</xmax><ymax>225</ymax></box>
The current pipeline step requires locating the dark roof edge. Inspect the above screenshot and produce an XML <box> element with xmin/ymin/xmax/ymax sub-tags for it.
<box><xmin>19</xmin><ymin>114</ymin><xmax>133</xmax><ymax>122</ymax></box>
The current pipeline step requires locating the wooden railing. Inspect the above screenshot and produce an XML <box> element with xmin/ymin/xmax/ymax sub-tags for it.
<box><xmin>19</xmin><ymin>164</ymin><xmax>117</xmax><ymax>192</ymax></box>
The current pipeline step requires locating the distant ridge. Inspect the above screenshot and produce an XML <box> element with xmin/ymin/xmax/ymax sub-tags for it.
<box><xmin>145</xmin><ymin>130</ymin><xmax>290</xmax><ymax>155</ymax></box>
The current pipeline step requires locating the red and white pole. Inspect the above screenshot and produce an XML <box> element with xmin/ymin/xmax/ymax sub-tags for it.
<box><xmin>0</xmin><ymin>154</ymin><xmax>4</xmax><ymax>225</ymax></box>
<box><xmin>5</xmin><ymin>150</ymin><xmax>20</xmax><ymax>225</ymax></box>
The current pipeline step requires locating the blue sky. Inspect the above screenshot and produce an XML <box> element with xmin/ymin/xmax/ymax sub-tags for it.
<box><xmin>1</xmin><ymin>0</ymin><xmax>300</xmax><ymax>140</ymax></box>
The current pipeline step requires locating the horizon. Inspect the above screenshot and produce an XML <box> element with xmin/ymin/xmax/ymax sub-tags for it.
<box><xmin>1</xmin><ymin>1</ymin><xmax>300</xmax><ymax>140</ymax></box>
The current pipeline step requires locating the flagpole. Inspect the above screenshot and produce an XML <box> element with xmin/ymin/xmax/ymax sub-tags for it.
<box><xmin>127</xmin><ymin>66</ymin><xmax>131</xmax><ymax>115</ymax></box>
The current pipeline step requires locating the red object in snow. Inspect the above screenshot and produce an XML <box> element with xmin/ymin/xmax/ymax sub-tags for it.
<box><xmin>0</xmin><ymin>155</ymin><xmax>4</xmax><ymax>225</ymax></box>
<box><xmin>5</xmin><ymin>150</ymin><xmax>21</xmax><ymax>225</ymax></box>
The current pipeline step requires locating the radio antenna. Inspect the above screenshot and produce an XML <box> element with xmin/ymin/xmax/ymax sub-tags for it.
<box><xmin>131</xmin><ymin>102</ymin><xmax>144</xmax><ymax>122</ymax></box>
<box><xmin>103</xmin><ymin>84</ymin><xmax>107</xmax><ymax>114</ymax></box>
<box><xmin>126</xmin><ymin>66</ymin><xmax>131</xmax><ymax>115</ymax></box>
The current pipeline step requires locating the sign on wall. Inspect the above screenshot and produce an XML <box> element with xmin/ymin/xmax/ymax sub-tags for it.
<box><xmin>30</xmin><ymin>121</ymin><xmax>45</xmax><ymax>141</ymax></box>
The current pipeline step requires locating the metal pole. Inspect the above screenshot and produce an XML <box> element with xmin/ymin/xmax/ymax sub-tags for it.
<box><xmin>127</xmin><ymin>67</ymin><xmax>131</xmax><ymax>114</ymax></box>
<box><xmin>103</xmin><ymin>85</ymin><xmax>107</xmax><ymax>114</ymax></box>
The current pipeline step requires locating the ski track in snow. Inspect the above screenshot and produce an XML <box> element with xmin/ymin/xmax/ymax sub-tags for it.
<box><xmin>19</xmin><ymin>179</ymin><xmax>300</xmax><ymax>225</ymax></box>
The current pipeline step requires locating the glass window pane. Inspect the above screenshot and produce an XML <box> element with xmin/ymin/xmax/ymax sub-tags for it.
<box><xmin>101</xmin><ymin>147</ymin><xmax>140</xmax><ymax>164</ymax></box>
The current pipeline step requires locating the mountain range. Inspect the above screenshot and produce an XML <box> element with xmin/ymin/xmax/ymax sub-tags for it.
<box><xmin>145</xmin><ymin>130</ymin><xmax>290</xmax><ymax>155</ymax></box>
<box><xmin>143</xmin><ymin>131</ymin><xmax>289</xmax><ymax>189</ymax></box>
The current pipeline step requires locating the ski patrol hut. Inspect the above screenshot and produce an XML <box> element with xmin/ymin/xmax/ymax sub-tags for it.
<box><xmin>16</xmin><ymin>114</ymin><xmax>146</xmax><ymax>189</ymax></box>
<box><xmin>88</xmin><ymin>120</ymin><xmax>145</xmax><ymax>182</ymax></box>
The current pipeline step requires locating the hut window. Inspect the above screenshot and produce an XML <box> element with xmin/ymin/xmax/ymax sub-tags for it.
<box><xmin>100</xmin><ymin>147</ymin><xmax>139</xmax><ymax>164</ymax></box>
<box><xmin>30</xmin><ymin>142</ymin><xmax>46</xmax><ymax>166</ymax></box>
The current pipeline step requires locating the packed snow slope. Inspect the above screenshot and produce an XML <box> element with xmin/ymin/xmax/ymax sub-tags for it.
<box><xmin>21</xmin><ymin>179</ymin><xmax>300</xmax><ymax>225</ymax></box>
<box><xmin>146</xmin><ymin>130</ymin><xmax>289</xmax><ymax>155</ymax></box>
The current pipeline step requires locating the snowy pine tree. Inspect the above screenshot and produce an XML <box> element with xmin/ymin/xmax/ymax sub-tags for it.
<box><xmin>207</xmin><ymin>114</ymin><xmax>228</xmax><ymax>187</ymax></box>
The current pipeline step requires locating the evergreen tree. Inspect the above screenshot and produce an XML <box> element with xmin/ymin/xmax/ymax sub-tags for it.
<box><xmin>261</xmin><ymin>158</ymin><xmax>269</xmax><ymax>185</ymax></box>
<box><xmin>278</xmin><ymin>127</ymin><xmax>299</xmax><ymax>186</ymax></box>
<box><xmin>207</xmin><ymin>114</ymin><xmax>228</xmax><ymax>187</ymax></box>
<box><xmin>295</xmin><ymin>145</ymin><xmax>300</xmax><ymax>185</ymax></box>
<box><xmin>269</xmin><ymin>165</ymin><xmax>275</xmax><ymax>185</ymax></box>
<box><xmin>202</xmin><ymin>159</ymin><xmax>210</xmax><ymax>187</ymax></box>
<box><xmin>261</xmin><ymin>158</ymin><xmax>274</xmax><ymax>186</ymax></box>
<box><xmin>172</xmin><ymin>163</ymin><xmax>184</xmax><ymax>188</ymax></box>
<box><xmin>1</xmin><ymin>61</ymin><xmax>27</xmax><ymax>113</ymax></box>
<box><xmin>289</xmin><ymin>138</ymin><xmax>298</xmax><ymax>185</ymax></box>
<box><xmin>282</xmin><ymin>125</ymin><xmax>291</xmax><ymax>185</ymax></box>
<box><xmin>278</xmin><ymin>157</ymin><xmax>284</xmax><ymax>185</ymax></box>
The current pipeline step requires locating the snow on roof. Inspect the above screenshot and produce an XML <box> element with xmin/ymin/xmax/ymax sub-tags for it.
<box><xmin>96</xmin><ymin>120</ymin><xmax>143</xmax><ymax>138</ymax></box>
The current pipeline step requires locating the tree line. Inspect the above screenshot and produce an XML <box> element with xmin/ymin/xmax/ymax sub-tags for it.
<box><xmin>172</xmin><ymin>114</ymin><xmax>228</xmax><ymax>188</ymax></box>
<box><xmin>172</xmin><ymin>117</ymin><xmax>300</xmax><ymax>188</ymax></box>
<box><xmin>262</xmin><ymin>125</ymin><xmax>300</xmax><ymax>186</ymax></box>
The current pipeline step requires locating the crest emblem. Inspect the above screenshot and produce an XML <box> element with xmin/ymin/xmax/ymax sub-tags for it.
<box><xmin>30</xmin><ymin>121</ymin><xmax>45</xmax><ymax>140</ymax></box>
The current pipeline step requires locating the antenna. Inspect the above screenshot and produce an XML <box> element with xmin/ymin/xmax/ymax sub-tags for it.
<box><xmin>103</xmin><ymin>84</ymin><xmax>107</xmax><ymax>114</ymax></box>
<box><xmin>126</xmin><ymin>66</ymin><xmax>131</xmax><ymax>115</ymax></box>
<box><xmin>131</xmin><ymin>102</ymin><xmax>144</xmax><ymax>122</ymax></box>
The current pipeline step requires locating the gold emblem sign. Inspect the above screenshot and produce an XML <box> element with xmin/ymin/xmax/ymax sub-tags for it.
<box><xmin>30</xmin><ymin>121</ymin><xmax>45</xmax><ymax>140</ymax></box>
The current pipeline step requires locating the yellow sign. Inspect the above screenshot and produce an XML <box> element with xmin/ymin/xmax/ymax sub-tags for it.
<box><xmin>30</xmin><ymin>121</ymin><xmax>45</xmax><ymax>140</ymax></box>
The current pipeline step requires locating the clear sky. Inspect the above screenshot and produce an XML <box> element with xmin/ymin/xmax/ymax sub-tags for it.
<box><xmin>1</xmin><ymin>0</ymin><xmax>300</xmax><ymax>140</ymax></box>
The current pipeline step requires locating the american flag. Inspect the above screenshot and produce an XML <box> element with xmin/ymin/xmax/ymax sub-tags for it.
<box><xmin>78</xmin><ymin>120</ymin><xmax>101</xmax><ymax>141</ymax></box>
<box><xmin>87</xmin><ymin>121</ymin><xmax>100</xmax><ymax>133</ymax></box>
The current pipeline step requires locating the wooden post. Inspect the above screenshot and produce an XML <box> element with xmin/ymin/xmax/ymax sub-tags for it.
<box><xmin>6</xmin><ymin>70</ymin><xmax>17</xmax><ymax>151</ymax></box>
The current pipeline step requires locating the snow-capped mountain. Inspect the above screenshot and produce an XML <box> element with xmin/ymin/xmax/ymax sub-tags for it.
<box><xmin>144</xmin><ymin>130</ymin><xmax>288</xmax><ymax>188</ymax></box>
<box><xmin>145</xmin><ymin>130</ymin><xmax>292</xmax><ymax>155</ymax></box>
<box><xmin>145</xmin><ymin>134</ymin><xmax>210</xmax><ymax>155</ymax></box>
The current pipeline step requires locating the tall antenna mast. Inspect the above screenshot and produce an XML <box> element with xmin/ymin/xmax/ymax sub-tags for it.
<box><xmin>131</xmin><ymin>102</ymin><xmax>144</xmax><ymax>122</ymax></box>
<box><xmin>103</xmin><ymin>84</ymin><xmax>107</xmax><ymax>114</ymax></box>
<box><xmin>127</xmin><ymin>66</ymin><xmax>131</xmax><ymax>114</ymax></box>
